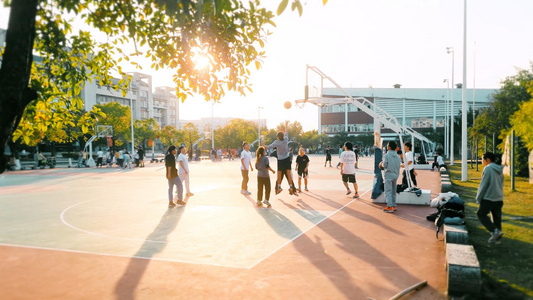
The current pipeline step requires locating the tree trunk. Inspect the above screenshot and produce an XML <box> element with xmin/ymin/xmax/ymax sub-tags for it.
<box><xmin>0</xmin><ymin>0</ymin><xmax>39</xmax><ymax>173</ymax></box>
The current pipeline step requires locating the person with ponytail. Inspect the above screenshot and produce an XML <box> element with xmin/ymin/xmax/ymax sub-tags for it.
<box><xmin>255</xmin><ymin>146</ymin><xmax>275</xmax><ymax>207</ymax></box>
<box><xmin>165</xmin><ymin>145</ymin><xmax>185</xmax><ymax>207</ymax></box>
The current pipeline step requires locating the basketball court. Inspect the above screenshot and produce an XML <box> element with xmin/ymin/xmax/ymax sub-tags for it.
<box><xmin>0</xmin><ymin>155</ymin><xmax>447</xmax><ymax>299</ymax></box>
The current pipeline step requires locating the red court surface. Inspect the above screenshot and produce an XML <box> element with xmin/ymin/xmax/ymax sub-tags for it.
<box><xmin>0</xmin><ymin>155</ymin><xmax>446</xmax><ymax>299</ymax></box>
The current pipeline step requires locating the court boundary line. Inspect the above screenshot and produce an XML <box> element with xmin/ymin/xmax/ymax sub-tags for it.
<box><xmin>0</xmin><ymin>242</ymin><xmax>248</xmax><ymax>269</ymax></box>
<box><xmin>248</xmin><ymin>186</ymin><xmax>373</xmax><ymax>269</ymax></box>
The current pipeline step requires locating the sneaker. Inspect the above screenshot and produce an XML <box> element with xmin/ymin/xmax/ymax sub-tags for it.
<box><xmin>275</xmin><ymin>187</ymin><xmax>283</xmax><ymax>195</ymax></box>
<box><xmin>186</xmin><ymin>192</ymin><xmax>194</xmax><ymax>196</ymax></box>
<box><xmin>305</xmin><ymin>187</ymin><xmax>309</xmax><ymax>191</ymax></box>
<box><xmin>383</xmin><ymin>206</ymin><xmax>394</xmax><ymax>213</ymax></box>
<box><xmin>392</xmin><ymin>206</ymin><xmax>397</xmax><ymax>211</ymax></box>
<box><xmin>346</xmin><ymin>190</ymin><xmax>352</xmax><ymax>195</ymax></box>
<box><xmin>289</xmin><ymin>187</ymin><xmax>294</xmax><ymax>195</ymax></box>
<box><xmin>241</xmin><ymin>189</ymin><xmax>246</xmax><ymax>195</ymax></box>
<box><xmin>256</xmin><ymin>201</ymin><xmax>263</xmax><ymax>206</ymax></box>
<box><xmin>168</xmin><ymin>202</ymin><xmax>176</xmax><ymax>208</ymax></box>
<box><xmin>292</xmin><ymin>187</ymin><xmax>299</xmax><ymax>196</ymax></box>
<box><xmin>176</xmin><ymin>200</ymin><xmax>187</xmax><ymax>205</ymax></box>
<box><xmin>245</xmin><ymin>190</ymin><xmax>252</xmax><ymax>195</ymax></box>
<box><xmin>263</xmin><ymin>200</ymin><xmax>271</xmax><ymax>207</ymax></box>
<box><xmin>353</xmin><ymin>192</ymin><xmax>359</xmax><ymax>199</ymax></box>
<box><xmin>297</xmin><ymin>188</ymin><xmax>302</xmax><ymax>193</ymax></box>
<box><xmin>489</xmin><ymin>229</ymin><xmax>503</xmax><ymax>243</ymax></box>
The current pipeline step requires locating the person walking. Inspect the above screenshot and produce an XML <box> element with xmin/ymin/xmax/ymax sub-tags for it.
<box><xmin>476</xmin><ymin>152</ymin><xmax>504</xmax><ymax>244</ymax></box>
<box><xmin>178</xmin><ymin>146</ymin><xmax>194</xmax><ymax>197</ymax></box>
<box><xmin>240</xmin><ymin>142</ymin><xmax>253</xmax><ymax>195</ymax></box>
<box><xmin>166</xmin><ymin>146</ymin><xmax>185</xmax><ymax>207</ymax></box>
<box><xmin>400</xmin><ymin>142</ymin><xmax>417</xmax><ymax>189</ymax></box>
<box><xmin>336</xmin><ymin>145</ymin><xmax>343</xmax><ymax>169</ymax></box>
<box><xmin>354</xmin><ymin>145</ymin><xmax>360</xmax><ymax>169</ymax></box>
<box><xmin>266</xmin><ymin>128</ymin><xmax>298</xmax><ymax>196</ymax></box>
<box><xmin>324</xmin><ymin>145</ymin><xmax>332</xmax><ymax>167</ymax></box>
<box><xmin>380</xmin><ymin>141</ymin><xmax>401</xmax><ymax>213</ymax></box>
<box><xmin>96</xmin><ymin>149</ymin><xmax>104</xmax><ymax>168</ymax></box>
<box><xmin>340</xmin><ymin>142</ymin><xmax>359</xmax><ymax>198</ymax></box>
<box><xmin>255</xmin><ymin>146</ymin><xmax>275</xmax><ymax>207</ymax></box>
<box><xmin>295</xmin><ymin>147</ymin><xmax>310</xmax><ymax>192</ymax></box>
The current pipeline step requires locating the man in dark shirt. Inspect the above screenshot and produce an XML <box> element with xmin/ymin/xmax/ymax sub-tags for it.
<box><xmin>324</xmin><ymin>145</ymin><xmax>332</xmax><ymax>167</ymax></box>
<box><xmin>138</xmin><ymin>147</ymin><xmax>145</xmax><ymax>167</ymax></box>
<box><xmin>166</xmin><ymin>145</ymin><xmax>185</xmax><ymax>207</ymax></box>
<box><xmin>295</xmin><ymin>147</ymin><xmax>310</xmax><ymax>192</ymax></box>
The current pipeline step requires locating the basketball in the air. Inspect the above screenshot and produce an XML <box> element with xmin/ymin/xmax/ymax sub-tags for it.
<box><xmin>284</xmin><ymin>101</ymin><xmax>292</xmax><ymax>109</ymax></box>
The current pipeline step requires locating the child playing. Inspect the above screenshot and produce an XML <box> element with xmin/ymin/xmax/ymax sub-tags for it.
<box><xmin>255</xmin><ymin>146</ymin><xmax>276</xmax><ymax>207</ymax></box>
<box><xmin>295</xmin><ymin>147</ymin><xmax>310</xmax><ymax>192</ymax></box>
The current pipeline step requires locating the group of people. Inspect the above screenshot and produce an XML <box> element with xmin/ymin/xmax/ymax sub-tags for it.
<box><xmin>78</xmin><ymin>146</ymin><xmax>146</xmax><ymax>169</ymax></box>
<box><xmin>165</xmin><ymin>145</ymin><xmax>195</xmax><ymax>208</ymax></box>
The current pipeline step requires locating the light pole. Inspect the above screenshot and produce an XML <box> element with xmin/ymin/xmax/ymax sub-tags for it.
<box><xmin>211</xmin><ymin>100</ymin><xmax>214</xmax><ymax>149</ymax></box>
<box><xmin>443</xmin><ymin>79</ymin><xmax>449</xmax><ymax>157</ymax></box>
<box><xmin>446</xmin><ymin>47</ymin><xmax>455</xmax><ymax>165</ymax></box>
<box><xmin>258</xmin><ymin>106</ymin><xmax>263</xmax><ymax>146</ymax></box>
<box><xmin>461</xmin><ymin>0</ymin><xmax>468</xmax><ymax>181</ymax></box>
<box><xmin>129</xmin><ymin>82</ymin><xmax>135</xmax><ymax>155</ymax></box>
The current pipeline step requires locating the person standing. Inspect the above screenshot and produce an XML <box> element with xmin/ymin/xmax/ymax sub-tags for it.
<box><xmin>166</xmin><ymin>146</ymin><xmax>185</xmax><ymax>207</ymax></box>
<box><xmin>336</xmin><ymin>145</ymin><xmax>343</xmax><ymax>169</ymax></box>
<box><xmin>476</xmin><ymin>152</ymin><xmax>504</xmax><ymax>244</ymax></box>
<box><xmin>138</xmin><ymin>147</ymin><xmax>145</xmax><ymax>167</ymax></box>
<box><xmin>266</xmin><ymin>129</ymin><xmax>298</xmax><ymax>196</ymax></box>
<box><xmin>217</xmin><ymin>148</ymin><xmax>222</xmax><ymax>161</ymax></box>
<box><xmin>255</xmin><ymin>146</ymin><xmax>275</xmax><ymax>207</ymax></box>
<box><xmin>324</xmin><ymin>145</ymin><xmax>332</xmax><ymax>167</ymax></box>
<box><xmin>96</xmin><ymin>149</ymin><xmax>104</xmax><ymax>168</ymax></box>
<box><xmin>401</xmin><ymin>142</ymin><xmax>417</xmax><ymax>188</ymax></box>
<box><xmin>240</xmin><ymin>142</ymin><xmax>253</xmax><ymax>195</ymax></box>
<box><xmin>117</xmin><ymin>149</ymin><xmax>124</xmax><ymax>168</ymax></box>
<box><xmin>354</xmin><ymin>145</ymin><xmax>360</xmax><ymax>169</ymax></box>
<box><xmin>380</xmin><ymin>141</ymin><xmax>401</xmax><ymax>213</ymax></box>
<box><xmin>106</xmin><ymin>149</ymin><xmax>112</xmax><ymax>168</ymax></box>
<box><xmin>295</xmin><ymin>147</ymin><xmax>310</xmax><ymax>192</ymax></box>
<box><xmin>77</xmin><ymin>150</ymin><xmax>84</xmax><ymax>168</ymax></box>
<box><xmin>340</xmin><ymin>142</ymin><xmax>359</xmax><ymax>198</ymax></box>
<box><xmin>178</xmin><ymin>146</ymin><xmax>194</xmax><ymax>197</ymax></box>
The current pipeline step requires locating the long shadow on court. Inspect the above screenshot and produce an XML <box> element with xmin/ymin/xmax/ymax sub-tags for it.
<box><xmin>114</xmin><ymin>206</ymin><xmax>186</xmax><ymax>300</ymax></box>
<box><xmin>304</xmin><ymin>192</ymin><xmax>405</xmax><ymax>236</ymax></box>
<box><xmin>254</xmin><ymin>208</ymin><xmax>366</xmax><ymax>298</ymax></box>
<box><xmin>279</xmin><ymin>198</ymin><xmax>428</xmax><ymax>296</ymax></box>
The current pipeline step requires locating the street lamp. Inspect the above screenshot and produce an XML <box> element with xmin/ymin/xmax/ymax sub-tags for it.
<box><xmin>461</xmin><ymin>0</ymin><xmax>468</xmax><ymax>181</ymax></box>
<box><xmin>443</xmin><ymin>79</ymin><xmax>449</xmax><ymax>157</ymax></box>
<box><xmin>258</xmin><ymin>106</ymin><xmax>263</xmax><ymax>146</ymax></box>
<box><xmin>446</xmin><ymin>47</ymin><xmax>455</xmax><ymax>165</ymax></box>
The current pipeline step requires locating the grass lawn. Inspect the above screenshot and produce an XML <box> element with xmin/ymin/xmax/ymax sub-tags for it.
<box><xmin>448</xmin><ymin>163</ymin><xmax>533</xmax><ymax>299</ymax></box>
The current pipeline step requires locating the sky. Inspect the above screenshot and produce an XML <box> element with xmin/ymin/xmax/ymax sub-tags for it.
<box><xmin>1</xmin><ymin>0</ymin><xmax>533</xmax><ymax>132</ymax></box>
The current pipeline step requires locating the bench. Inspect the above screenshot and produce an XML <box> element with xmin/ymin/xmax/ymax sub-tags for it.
<box><xmin>444</xmin><ymin>224</ymin><xmax>469</xmax><ymax>245</ymax></box>
<box><xmin>446</xmin><ymin>243</ymin><xmax>481</xmax><ymax>296</ymax></box>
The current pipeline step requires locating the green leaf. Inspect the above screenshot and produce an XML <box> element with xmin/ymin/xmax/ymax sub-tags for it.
<box><xmin>277</xmin><ymin>0</ymin><xmax>289</xmax><ymax>15</ymax></box>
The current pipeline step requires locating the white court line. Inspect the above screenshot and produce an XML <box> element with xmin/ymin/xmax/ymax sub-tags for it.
<box><xmin>0</xmin><ymin>242</ymin><xmax>246</xmax><ymax>269</ymax></box>
<box><xmin>248</xmin><ymin>187</ymin><xmax>373</xmax><ymax>269</ymax></box>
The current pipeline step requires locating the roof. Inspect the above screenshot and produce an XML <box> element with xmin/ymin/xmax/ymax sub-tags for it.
<box><xmin>322</xmin><ymin>87</ymin><xmax>499</xmax><ymax>102</ymax></box>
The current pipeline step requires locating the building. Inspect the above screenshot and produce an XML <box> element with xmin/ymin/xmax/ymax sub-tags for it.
<box><xmin>319</xmin><ymin>87</ymin><xmax>498</xmax><ymax>137</ymax></box>
<box><xmin>153</xmin><ymin>86</ymin><xmax>180</xmax><ymax>129</ymax></box>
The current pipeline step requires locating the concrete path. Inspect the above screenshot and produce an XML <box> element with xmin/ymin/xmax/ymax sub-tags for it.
<box><xmin>0</xmin><ymin>155</ymin><xmax>446</xmax><ymax>299</ymax></box>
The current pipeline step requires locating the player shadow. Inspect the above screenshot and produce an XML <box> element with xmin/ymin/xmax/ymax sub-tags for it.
<box><xmin>114</xmin><ymin>206</ymin><xmax>186</xmax><ymax>300</ymax></box>
<box><xmin>253</xmin><ymin>207</ymin><xmax>366</xmax><ymax>298</ymax></box>
<box><xmin>278</xmin><ymin>198</ymin><xmax>429</xmax><ymax>296</ymax></box>
<box><xmin>304</xmin><ymin>192</ymin><xmax>405</xmax><ymax>236</ymax></box>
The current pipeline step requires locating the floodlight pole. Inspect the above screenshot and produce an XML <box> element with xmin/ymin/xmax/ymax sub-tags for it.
<box><xmin>446</xmin><ymin>47</ymin><xmax>455</xmax><ymax>165</ymax></box>
<box><xmin>461</xmin><ymin>0</ymin><xmax>468</xmax><ymax>181</ymax></box>
<box><xmin>130</xmin><ymin>82</ymin><xmax>135</xmax><ymax>155</ymax></box>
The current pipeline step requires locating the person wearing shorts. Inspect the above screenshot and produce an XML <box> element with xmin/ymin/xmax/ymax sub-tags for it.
<box><xmin>266</xmin><ymin>127</ymin><xmax>298</xmax><ymax>196</ymax></box>
<box><xmin>295</xmin><ymin>147</ymin><xmax>310</xmax><ymax>192</ymax></box>
<box><xmin>340</xmin><ymin>142</ymin><xmax>359</xmax><ymax>199</ymax></box>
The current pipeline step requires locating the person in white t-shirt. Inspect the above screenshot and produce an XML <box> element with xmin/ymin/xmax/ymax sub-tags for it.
<box><xmin>401</xmin><ymin>142</ymin><xmax>417</xmax><ymax>188</ymax></box>
<box><xmin>178</xmin><ymin>146</ymin><xmax>194</xmax><ymax>197</ymax></box>
<box><xmin>96</xmin><ymin>149</ymin><xmax>104</xmax><ymax>168</ymax></box>
<box><xmin>340</xmin><ymin>142</ymin><xmax>359</xmax><ymax>199</ymax></box>
<box><xmin>240</xmin><ymin>142</ymin><xmax>254</xmax><ymax>195</ymax></box>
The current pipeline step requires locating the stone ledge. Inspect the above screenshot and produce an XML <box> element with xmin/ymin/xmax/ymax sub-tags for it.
<box><xmin>444</xmin><ymin>224</ymin><xmax>468</xmax><ymax>245</ymax></box>
<box><xmin>446</xmin><ymin>243</ymin><xmax>481</xmax><ymax>296</ymax></box>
